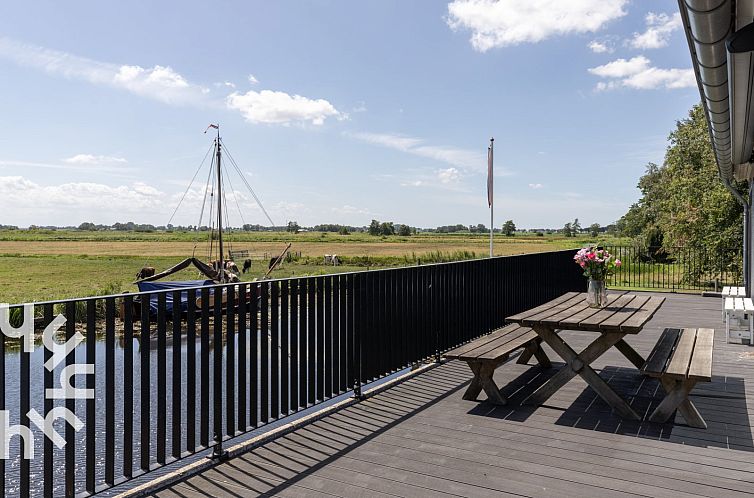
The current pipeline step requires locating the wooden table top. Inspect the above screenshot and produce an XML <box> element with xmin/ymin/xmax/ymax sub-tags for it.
<box><xmin>506</xmin><ymin>291</ymin><xmax>665</xmax><ymax>334</ymax></box>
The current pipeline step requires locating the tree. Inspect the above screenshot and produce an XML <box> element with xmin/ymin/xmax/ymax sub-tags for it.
<box><xmin>589</xmin><ymin>223</ymin><xmax>601</xmax><ymax>238</ymax></box>
<box><xmin>78</xmin><ymin>222</ymin><xmax>96</xmax><ymax>231</ymax></box>
<box><xmin>572</xmin><ymin>218</ymin><xmax>581</xmax><ymax>234</ymax></box>
<box><xmin>286</xmin><ymin>221</ymin><xmax>300</xmax><ymax>233</ymax></box>
<box><xmin>338</xmin><ymin>226</ymin><xmax>350</xmax><ymax>235</ymax></box>
<box><xmin>562</xmin><ymin>222</ymin><xmax>573</xmax><ymax>237</ymax></box>
<box><xmin>380</xmin><ymin>222</ymin><xmax>395</xmax><ymax>236</ymax></box>
<box><xmin>397</xmin><ymin>224</ymin><xmax>412</xmax><ymax>236</ymax></box>
<box><xmin>615</xmin><ymin>104</ymin><xmax>744</xmax><ymax>279</ymax></box>
<box><xmin>368</xmin><ymin>219</ymin><xmax>381</xmax><ymax>236</ymax></box>
<box><xmin>502</xmin><ymin>220</ymin><xmax>516</xmax><ymax>236</ymax></box>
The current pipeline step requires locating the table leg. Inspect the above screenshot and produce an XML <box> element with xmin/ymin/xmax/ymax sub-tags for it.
<box><xmin>524</xmin><ymin>325</ymin><xmax>640</xmax><ymax>420</ymax></box>
<box><xmin>614</xmin><ymin>339</ymin><xmax>645</xmax><ymax>369</ymax></box>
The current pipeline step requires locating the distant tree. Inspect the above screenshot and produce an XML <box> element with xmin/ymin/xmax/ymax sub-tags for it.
<box><xmin>78</xmin><ymin>222</ymin><xmax>96</xmax><ymax>231</ymax></box>
<box><xmin>589</xmin><ymin>223</ymin><xmax>601</xmax><ymax>238</ymax></box>
<box><xmin>397</xmin><ymin>224</ymin><xmax>412</xmax><ymax>236</ymax></box>
<box><xmin>562</xmin><ymin>222</ymin><xmax>573</xmax><ymax>237</ymax></box>
<box><xmin>286</xmin><ymin>221</ymin><xmax>300</xmax><ymax>233</ymax></box>
<box><xmin>368</xmin><ymin>219</ymin><xmax>381</xmax><ymax>236</ymax></box>
<box><xmin>502</xmin><ymin>220</ymin><xmax>516</xmax><ymax>236</ymax></box>
<box><xmin>476</xmin><ymin>223</ymin><xmax>488</xmax><ymax>233</ymax></box>
<box><xmin>380</xmin><ymin>222</ymin><xmax>395</xmax><ymax>236</ymax></box>
<box><xmin>338</xmin><ymin>226</ymin><xmax>350</xmax><ymax>235</ymax></box>
<box><xmin>572</xmin><ymin>218</ymin><xmax>581</xmax><ymax>234</ymax></box>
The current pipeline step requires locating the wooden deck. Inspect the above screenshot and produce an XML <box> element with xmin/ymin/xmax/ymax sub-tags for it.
<box><xmin>151</xmin><ymin>293</ymin><xmax>754</xmax><ymax>497</ymax></box>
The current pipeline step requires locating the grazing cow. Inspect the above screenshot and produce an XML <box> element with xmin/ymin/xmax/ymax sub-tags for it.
<box><xmin>136</xmin><ymin>266</ymin><xmax>155</xmax><ymax>280</ymax></box>
<box><xmin>242</xmin><ymin>258</ymin><xmax>252</xmax><ymax>273</ymax></box>
<box><xmin>226</xmin><ymin>261</ymin><xmax>240</xmax><ymax>275</ymax></box>
<box><xmin>269</xmin><ymin>257</ymin><xmax>278</xmax><ymax>270</ymax></box>
<box><xmin>324</xmin><ymin>254</ymin><xmax>341</xmax><ymax>266</ymax></box>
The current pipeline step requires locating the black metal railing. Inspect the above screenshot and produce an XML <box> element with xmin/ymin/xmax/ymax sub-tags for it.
<box><xmin>604</xmin><ymin>245</ymin><xmax>742</xmax><ymax>292</ymax></box>
<box><xmin>0</xmin><ymin>249</ymin><xmax>582</xmax><ymax>496</ymax></box>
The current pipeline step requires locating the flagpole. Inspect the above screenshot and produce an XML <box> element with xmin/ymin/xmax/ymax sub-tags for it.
<box><xmin>489</xmin><ymin>137</ymin><xmax>494</xmax><ymax>258</ymax></box>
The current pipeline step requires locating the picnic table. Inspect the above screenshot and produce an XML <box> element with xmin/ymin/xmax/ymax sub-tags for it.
<box><xmin>506</xmin><ymin>291</ymin><xmax>665</xmax><ymax>420</ymax></box>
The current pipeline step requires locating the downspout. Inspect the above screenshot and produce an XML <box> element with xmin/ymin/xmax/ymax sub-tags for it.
<box><xmin>720</xmin><ymin>177</ymin><xmax>749</xmax><ymax>292</ymax></box>
<box><xmin>743</xmin><ymin>181</ymin><xmax>754</xmax><ymax>297</ymax></box>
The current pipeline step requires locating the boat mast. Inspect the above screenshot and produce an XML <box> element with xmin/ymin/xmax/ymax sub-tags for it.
<box><xmin>215</xmin><ymin>125</ymin><xmax>224</xmax><ymax>281</ymax></box>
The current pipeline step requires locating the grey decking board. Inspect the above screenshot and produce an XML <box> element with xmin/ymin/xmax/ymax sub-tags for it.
<box><xmin>271</xmin><ymin>424</ymin><xmax>650</xmax><ymax>498</ymax></box>
<box><xmin>386</xmin><ymin>419</ymin><xmax>754</xmax><ymax>495</ymax></box>
<box><xmin>334</xmin><ymin>392</ymin><xmax>752</xmax><ymax>494</ymax></box>
<box><xmin>379</xmin><ymin>414</ymin><xmax>754</xmax><ymax>494</ymax></box>
<box><xmin>361</xmin><ymin>425</ymin><xmax>724</xmax><ymax>498</ymax></box>
<box><xmin>375</xmin><ymin>389</ymin><xmax>754</xmax><ymax>468</ymax></box>
<box><xmin>210</xmin><ymin>453</ymin><xmax>442</xmax><ymax>498</ymax></box>
<box><xmin>371</xmin><ymin>397</ymin><xmax>754</xmax><ymax>477</ymax></box>
<box><xmin>419</xmin><ymin>402</ymin><xmax>754</xmax><ymax>475</ymax></box>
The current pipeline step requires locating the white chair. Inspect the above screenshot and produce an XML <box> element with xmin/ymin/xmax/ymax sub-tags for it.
<box><xmin>722</xmin><ymin>286</ymin><xmax>746</xmax><ymax>322</ymax></box>
<box><xmin>725</xmin><ymin>296</ymin><xmax>754</xmax><ymax>344</ymax></box>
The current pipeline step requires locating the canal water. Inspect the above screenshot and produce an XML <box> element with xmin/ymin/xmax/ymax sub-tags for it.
<box><xmin>3</xmin><ymin>329</ymin><xmax>273</xmax><ymax>496</ymax></box>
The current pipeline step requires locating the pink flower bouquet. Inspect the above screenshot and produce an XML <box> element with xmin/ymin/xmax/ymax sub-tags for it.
<box><xmin>573</xmin><ymin>247</ymin><xmax>621</xmax><ymax>281</ymax></box>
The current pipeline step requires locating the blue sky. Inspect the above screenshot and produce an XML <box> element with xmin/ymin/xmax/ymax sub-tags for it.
<box><xmin>0</xmin><ymin>0</ymin><xmax>699</xmax><ymax>229</ymax></box>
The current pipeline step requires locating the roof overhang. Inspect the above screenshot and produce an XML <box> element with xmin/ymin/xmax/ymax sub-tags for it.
<box><xmin>679</xmin><ymin>0</ymin><xmax>754</xmax><ymax>181</ymax></box>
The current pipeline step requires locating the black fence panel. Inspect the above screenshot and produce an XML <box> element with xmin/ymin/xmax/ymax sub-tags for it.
<box><xmin>604</xmin><ymin>245</ymin><xmax>742</xmax><ymax>292</ymax></box>
<box><xmin>0</xmin><ymin>249</ymin><xmax>582</xmax><ymax>496</ymax></box>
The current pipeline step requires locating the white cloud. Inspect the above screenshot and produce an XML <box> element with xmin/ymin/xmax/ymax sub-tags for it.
<box><xmin>333</xmin><ymin>204</ymin><xmax>370</xmax><ymax>215</ymax></box>
<box><xmin>588</xmin><ymin>40</ymin><xmax>613</xmax><ymax>54</ymax></box>
<box><xmin>226</xmin><ymin>90</ymin><xmax>344</xmax><ymax>126</ymax></box>
<box><xmin>438</xmin><ymin>167</ymin><xmax>461</xmax><ymax>184</ymax></box>
<box><xmin>345</xmin><ymin>131</ymin><xmax>485</xmax><ymax>170</ymax></box>
<box><xmin>0</xmin><ymin>37</ymin><xmax>211</xmax><ymax>106</ymax></box>
<box><xmin>447</xmin><ymin>0</ymin><xmax>628</xmax><ymax>52</ymax></box>
<box><xmin>589</xmin><ymin>56</ymin><xmax>651</xmax><ymax>78</ymax></box>
<box><xmin>0</xmin><ymin>37</ymin><xmax>342</xmax><ymax>128</ymax></box>
<box><xmin>528</xmin><ymin>183</ymin><xmax>543</xmax><ymax>189</ymax></box>
<box><xmin>248</xmin><ymin>74</ymin><xmax>259</xmax><ymax>84</ymax></box>
<box><xmin>629</xmin><ymin>12</ymin><xmax>681</xmax><ymax>50</ymax></box>
<box><xmin>63</xmin><ymin>154</ymin><xmax>127</xmax><ymax>165</ymax></box>
<box><xmin>588</xmin><ymin>56</ymin><xmax>694</xmax><ymax>90</ymax></box>
<box><xmin>400</xmin><ymin>180</ymin><xmax>424</xmax><ymax>187</ymax></box>
<box><xmin>0</xmin><ymin>176</ymin><xmax>166</xmax><ymax>220</ymax></box>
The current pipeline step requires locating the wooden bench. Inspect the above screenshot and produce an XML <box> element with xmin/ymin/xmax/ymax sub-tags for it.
<box><xmin>724</xmin><ymin>296</ymin><xmax>753</xmax><ymax>343</ymax></box>
<box><xmin>445</xmin><ymin>323</ymin><xmax>551</xmax><ymax>405</ymax></box>
<box><xmin>641</xmin><ymin>328</ymin><xmax>714</xmax><ymax>428</ymax></box>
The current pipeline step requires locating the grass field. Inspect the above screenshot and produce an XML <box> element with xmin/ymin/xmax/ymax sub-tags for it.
<box><xmin>0</xmin><ymin>229</ymin><xmax>622</xmax><ymax>303</ymax></box>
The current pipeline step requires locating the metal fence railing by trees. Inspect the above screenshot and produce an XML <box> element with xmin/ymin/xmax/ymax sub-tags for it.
<box><xmin>604</xmin><ymin>245</ymin><xmax>742</xmax><ymax>292</ymax></box>
<box><xmin>0</xmin><ymin>249</ymin><xmax>582</xmax><ymax>497</ymax></box>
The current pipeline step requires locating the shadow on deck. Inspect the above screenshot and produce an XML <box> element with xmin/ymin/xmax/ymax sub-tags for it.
<box><xmin>153</xmin><ymin>293</ymin><xmax>754</xmax><ymax>497</ymax></box>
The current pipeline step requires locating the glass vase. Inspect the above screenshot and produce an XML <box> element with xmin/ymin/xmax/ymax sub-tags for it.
<box><xmin>586</xmin><ymin>279</ymin><xmax>607</xmax><ymax>308</ymax></box>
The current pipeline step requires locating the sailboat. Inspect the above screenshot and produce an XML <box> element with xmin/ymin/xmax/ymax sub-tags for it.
<box><xmin>127</xmin><ymin>124</ymin><xmax>277</xmax><ymax>318</ymax></box>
